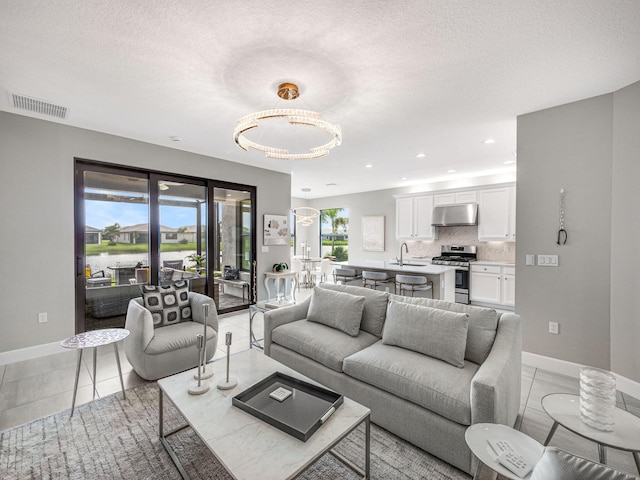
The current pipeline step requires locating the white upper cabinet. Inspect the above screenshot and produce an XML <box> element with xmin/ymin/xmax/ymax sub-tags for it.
<box><xmin>434</xmin><ymin>190</ymin><xmax>477</xmax><ymax>206</ymax></box>
<box><xmin>395</xmin><ymin>194</ymin><xmax>437</xmax><ymax>240</ymax></box>
<box><xmin>478</xmin><ymin>186</ymin><xmax>516</xmax><ymax>242</ymax></box>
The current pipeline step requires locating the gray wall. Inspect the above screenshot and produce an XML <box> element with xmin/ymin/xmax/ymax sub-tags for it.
<box><xmin>611</xmin><ymin>81</ymin><xmax>640</xmax><ymax>381</ymax></box>
<box><xmin>0</xmin><ymin>111</ymin><xmax>291</xmax><ymax>353</ymax></box>
<box><xmin>517</xmin><ymin>81</ymin><xmax>640</xmax><ymax>382</ymax></box>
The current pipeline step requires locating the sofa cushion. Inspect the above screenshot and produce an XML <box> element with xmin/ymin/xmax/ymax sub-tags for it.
<box><xmin>382</xmin><ymin>301</ymin><xmax>469</xmax><ymax>367</ymax></box>
<box><xmin>141</xmin><ymin>280</ymin><xmax>192</xmax><ymax>327</ymax></box>
<box><xmin>145</xmin><ymin>321</ymin><xmax>216</xmax><ymax>355</ymax></box>
<box><xmin>344</xmin><ymin>342</ymin><xmax>479</xmax><ymax>425</ymax></box>
<box><xmin>307</xmin><ymin>287</ymin><xmax>365</xmax><ymax>336</ymax></box>
<box><xmin>319</xmin><ymin>283</ymin><xmax>389</xmax><ymax>337</ymax></box>
<box><xmin>390</xmin><ymin>294</ymin><xmax>498</xmax><ymax>364</ymax></box>
<box><xmin>271</xmin><ymin>320</ymin><xmax>379</xmax><ymax>372</ymax></box>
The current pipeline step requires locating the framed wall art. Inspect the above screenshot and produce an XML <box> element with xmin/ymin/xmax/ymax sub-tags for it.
<box><xmin>264</xmin><ymin>214</ymin><xmax>289</xmax><ymax>245</ymax></box>
<box><xmin>362</xmin><ymin>215</ymin><xmax>385</xmax><ymax>252</ymax></box>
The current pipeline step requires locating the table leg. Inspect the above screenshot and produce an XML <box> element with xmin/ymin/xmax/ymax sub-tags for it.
<box><xmin>365</xmin><ymin>415</ymin><xmax>370</xmax><ymax>479</ymax></box>
<box><xmin>113</xmin><ymin>342</ymin><xmax>126</xmax><ymax>399</ymax></box>
<box><xmin>598</xmin><ymin>443</ymin><xmax>607</xmax><ymax>464</ymax></box>
<box><xmin>544</xmin><ymin>421</ymin><xmax>559</xmax><ymax>445</ymax></box>
<box><xmin>633</xmin><ymin>451</ymin><xmax>640</xmax><ymax>474</ymax></box>
<box><xmin>70</xmin><ymin>348</ymin><xmax>83</xmax><ymax>417</ymax></box>
<box><xmin>92</xmin><ymin>347</ymin><xmax>98</xmax><ymax>400</ymax></box>
<box><xmin>292</xmin><ymin>275</ymin><xmax>297</xmax><ymax>300</ymax></box>
<box><xmin>472</xmin><ymin>462</ymin><xmax>498</xmax><ymax>480</ymax></box>
<box><xmin>264</xmin><ymin>276</ymin><xmax>271</xmax><ymax>300</ymax></box>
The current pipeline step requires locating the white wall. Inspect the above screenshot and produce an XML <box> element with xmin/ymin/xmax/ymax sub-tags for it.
<box><xmin>304</xmin><ymin>177</ymin><xmax>517</xmax><ymax>263</ymax></box>
<box><xmin>0</xmin><ymin>111</ymin><xmax>290</xmax><ymax>354</ymax></box>
<box><xmin>517</xmin><ymin>80</ymin><xmax>640</xmax><ymax>383</ymax></box>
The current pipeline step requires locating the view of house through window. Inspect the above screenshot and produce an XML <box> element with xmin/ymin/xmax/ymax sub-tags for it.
<box><xmin>76</xmin><ymin>162</ymin><xmax>255</xmax><ymax>333</ymax></box>
<box><xmin>320</xmin><ymin>208</ymin><xmax>349</xmax><ymax>260</ymax></box>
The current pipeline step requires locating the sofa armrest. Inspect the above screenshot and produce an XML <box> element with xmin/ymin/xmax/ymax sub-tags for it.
<box><xmin>189</xmin><ymin>291</ymin><xmax>218</xmax><ymax>332</ymax></box>
<box><xmin>470</xmin><ymin>312</ymin><xmax>522</xmax><ymax>426</ymax></box>
<box><xmin>124</xmin><ymin>298</ymin><xmax>155</xmax><ymax>353</ymax></box>
<box><xmin>263</xmin><ymin>297</ymin><xmax>311</xmax><ymax>356</ymax></box>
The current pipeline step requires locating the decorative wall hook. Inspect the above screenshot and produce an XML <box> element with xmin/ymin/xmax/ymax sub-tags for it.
<box><xmin>557</xmin><ymin>188</ymin><xmax>568</xmax><ymax>245</ymax></box>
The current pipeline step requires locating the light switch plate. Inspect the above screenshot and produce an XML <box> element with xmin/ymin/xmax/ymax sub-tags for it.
<box><xmin>261</xmin><ymin>246</ymin><xmax>269</xmax><ymax>253</ymax></box>
<box><xmin>525</xmin><ymin>254</ymin><xmax>535</xmax><ymax>266</ymax></box>
<box><xmin>538</xmin><ymin>255</ymin><xmax>558</xmax><ymax>266</ymax></box>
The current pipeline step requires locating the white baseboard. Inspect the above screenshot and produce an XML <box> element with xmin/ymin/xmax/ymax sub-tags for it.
<box><xmin>523</xmin><ymin>351</ymin><xmax>640</xmax><ymax>400</ymax></box>
<box><xmin>0</xmin><ymin>341</ymin><xmax>67</xmax><ymax>366</ymax></box>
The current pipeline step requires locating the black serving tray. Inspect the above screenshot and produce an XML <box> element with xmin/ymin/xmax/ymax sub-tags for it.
<box><xmin>232</xmin><ymin>372</ymin><xmax>343</xmax><ymax>442</ymax></box>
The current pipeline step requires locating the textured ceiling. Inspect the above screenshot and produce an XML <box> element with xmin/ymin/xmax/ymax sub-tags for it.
<box><xmin>2</xmin><ymin>1</ymin><xmax>640</xmax><ymax>198</ymax></box>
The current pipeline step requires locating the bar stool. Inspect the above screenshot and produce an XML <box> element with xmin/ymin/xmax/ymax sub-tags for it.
<box><xmin>362</xmin><ymin>271</ymin><xmax>393</xmax><ymax>290</ymax></box>
<box><xmin>395</xmin><ymin>274</ymin><xmax>433</xmax><ymax>298</ymax></box>
<box><xmin>333</xmin><ymin>268</ymin><xmax>360</xmax><ymax>284</ymax></box>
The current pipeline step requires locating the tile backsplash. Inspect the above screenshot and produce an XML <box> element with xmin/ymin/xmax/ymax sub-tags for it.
<box><xmin>405</xmin><ymin>226</ymin><xmax>516</xmax><ymax>263</ymax></box>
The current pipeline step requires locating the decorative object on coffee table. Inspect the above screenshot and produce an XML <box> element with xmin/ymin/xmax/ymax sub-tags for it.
<box><xmin>580</xmin><ymin>366</ymin><xmax>616</xmax><ymax>431</ymax></box>
<box><xmin>217</xmin><ymin>332</ymin><xmax>238</xmax><ymax>390</ymax></box>
<box><xmin>188</xmin><ymin>334</ymin><xmax>210</xmax><ymax>395</ymax></box>
<box><xmin>194</xmin><ymin>303</ymin><xmax>214</xmax><ymax>380</ymax></box>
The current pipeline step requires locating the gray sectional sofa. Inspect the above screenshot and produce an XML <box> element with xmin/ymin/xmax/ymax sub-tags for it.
<box><xmin>264</xmin><ymin>283</ymin><xmax>522</xmax><ymax>475</ymax></box>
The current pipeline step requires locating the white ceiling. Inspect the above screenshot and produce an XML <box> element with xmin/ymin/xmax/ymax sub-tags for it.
<box><xmin>2</xmin><ymin>1</ymin><xmax>640</xmax><ymax>198</ymax></box>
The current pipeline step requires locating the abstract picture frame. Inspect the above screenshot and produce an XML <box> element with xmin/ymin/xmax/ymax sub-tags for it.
<box><xmin>362</xmin><ymin>215</ymin><xmax>385</xmax><ymax>252</ymax></box>
<box><xmin>264</xmin><ymin>214</ymin><xmax>289</xmax><ymax>245</ymax></box>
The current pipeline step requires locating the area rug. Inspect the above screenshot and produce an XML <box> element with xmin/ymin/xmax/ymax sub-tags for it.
<box><xmin>0</xmin><ymin>382</ymin><xmax>471</xmax><ymax>479</ymax></box>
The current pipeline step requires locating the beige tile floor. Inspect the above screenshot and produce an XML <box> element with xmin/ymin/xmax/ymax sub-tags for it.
<box><xmin>1</xmin><ymin>291</ymin><xmax>639</xmax><ymax>477</ymax></box>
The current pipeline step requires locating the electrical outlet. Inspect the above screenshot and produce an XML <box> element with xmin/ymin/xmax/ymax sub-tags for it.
<box><xmin>38</xmin><ymin>312</ymin><xmax>48</xmax><ymax>324</ymax></box>
<box><xmin>538</xmin><ymin>255</ymin><xmax>559</xmax><ymax>266</ymax></box>
<box><xmin>549</xmin><ymin>321</ymin><xmax>559</xmax><ymax>334</ymax></box>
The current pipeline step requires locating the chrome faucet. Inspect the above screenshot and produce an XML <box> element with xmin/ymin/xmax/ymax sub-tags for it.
<box><xmin>397</xmin><ymin>243</ymin><xmax>409</xmax><ymax>266</ymax></box>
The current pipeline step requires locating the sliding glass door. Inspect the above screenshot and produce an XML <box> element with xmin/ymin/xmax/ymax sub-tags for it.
<box><xmin>75</xmin><ymin>160</ymin><xmax>256</xmax><ymax>333</ymax></box>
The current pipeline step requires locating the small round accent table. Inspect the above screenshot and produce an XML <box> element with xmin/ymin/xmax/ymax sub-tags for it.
<box><xmin>542</xmin><ymin>393</ymin><xmax>640</xmax><ymax>474</ymax></box>
<box><xmin>465</xmin><ymin>423</ymin><xmax>544</xmax><ymax>479</ymax></box>
<box><xmin>61</xmin><ymin>328</ymin><xmax>130</xmax><ymax>416</ymax></box>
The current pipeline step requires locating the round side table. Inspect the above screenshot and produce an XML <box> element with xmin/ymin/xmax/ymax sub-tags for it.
<box><xmin>61</xmin><ymin>328</ymin><xmax>130</xmax><ymax>416</ymax></box>
<box><xmin>465</xmin><ymin>423</ymin><xmax>544</xmax><ymax>480</ymax></box>
<box><xmin>542</xmin><ymin>393</ymin><xmax>640</xmax><ymax>474</ymax></box>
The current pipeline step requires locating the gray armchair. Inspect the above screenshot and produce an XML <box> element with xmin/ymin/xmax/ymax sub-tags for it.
<box><xmin>531</xmin><ymin>447</ymin><xmax>638</xmax><ymax>480</ymax></box>
<box><xmin>124</xmin><ymin>291</ymin><xmax>218</xmax><ymax>380</ymax></box>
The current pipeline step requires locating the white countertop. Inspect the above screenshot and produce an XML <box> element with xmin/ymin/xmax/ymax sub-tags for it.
<box><xmin>472</xmin><ymin>261</ymin><xmax>515</xmax><ymax>266</ymax></box>
<box><xmin>333</xmin><ymin>259</ymin><xmax>455</xmax><ymax>275</ymax></box>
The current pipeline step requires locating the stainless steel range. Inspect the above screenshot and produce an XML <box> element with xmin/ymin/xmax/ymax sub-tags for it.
<box><xmin>431</xmin><ymin>245</ymin><xmax>477</xmax><ymax>304</ymax></box>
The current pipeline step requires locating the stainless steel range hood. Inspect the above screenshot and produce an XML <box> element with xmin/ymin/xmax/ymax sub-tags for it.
<box><xmin>431</xmin><ymin>203</ymin><xmax>478</xmax><ymax>227</ymax></box>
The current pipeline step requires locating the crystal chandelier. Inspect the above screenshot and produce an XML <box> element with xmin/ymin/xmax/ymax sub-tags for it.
<box><xmin>233</xmin><ymin>83</ymin><xmax>342</xmax><ymax>160</ymax></box>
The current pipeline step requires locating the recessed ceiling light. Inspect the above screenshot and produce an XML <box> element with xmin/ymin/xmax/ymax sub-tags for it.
<box><xmin>301</xmin><ymin>187</ymin><xmax>312</xmax><ymax>192</ymax></box>
<box><xmin>483</xmin><ymin>138</ymin><xmax>495</xmax><ymax>144</ymax></box>
<box><xmin>365</xmin><ymin>164</ymin><xmax>373</xmax><ymax>168</ymax></box>
<box><xmin>170</xmin><ymin>136</ymin><xmax>182</xmax><ymax>142</ymax></box>
<box><xmin>416</xmin><ymin>153</ymin><xmax>426</xmax><ymax>158</ymax></box>
<box><xmin>400</xmin><ymin>177</ymin><xmax>408</xmax><ymax>181</ymax></box>
<box><xmin>326</xmin><ymin>183</ymin><xmax>338</xmax><ymax>186</ymax></box>
<box><xmin>447</xmin><ymin>169</ymin><xmax>456</xmax><ymax>173</ymax></box>
<box><xmin>503</xmin><ymin>160</ymin><xmax>516</xmax><ymax>165</ymax></box>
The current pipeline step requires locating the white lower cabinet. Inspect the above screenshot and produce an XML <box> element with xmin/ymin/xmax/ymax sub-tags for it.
<box><xmin>470</xmin><ymin>264</ymin><xmax>515</xmax><ymax>307</ymax></box>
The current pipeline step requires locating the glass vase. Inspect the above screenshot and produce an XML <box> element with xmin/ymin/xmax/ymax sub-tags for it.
<box><xmin>579</xmin><ymin>367</ymin><xmax>616</xmax><ymax>431</ymax></box>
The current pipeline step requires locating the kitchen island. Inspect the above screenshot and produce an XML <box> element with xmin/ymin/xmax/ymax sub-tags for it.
<box><xmin>332</xmin><ymin>259</ymin><xmax>455</xmax><ymax>302</ymax></box>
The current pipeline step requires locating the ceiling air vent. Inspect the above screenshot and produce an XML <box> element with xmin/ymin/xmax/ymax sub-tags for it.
<box><xmin>11</xmin><ymin>94</ymin><xmax>68</xmax><ymax>119</ymax></box>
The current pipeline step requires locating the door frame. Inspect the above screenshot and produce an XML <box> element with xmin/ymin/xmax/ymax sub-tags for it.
<box><xmin>74</xmin><ymin>158</ymin><xmax>257</xmax><ymax>333</ymax></box>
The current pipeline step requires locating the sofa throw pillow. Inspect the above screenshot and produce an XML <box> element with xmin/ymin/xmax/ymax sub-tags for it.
<box><xmin>307</xmin><ymin>286</ymin><xmax>365</xmax><ymax>337</ymax></box>
<box><xmin>141</xmin><ymin>280</ymin><xmax>192</xmax><ymax>327</ymax></box>
<box><xmin>319</xmin><ymin>283</ymin><xmax>389</xmax><ymax>337</ymax></box>
<box><xmin>389</xmin><ymin>294</ymin><xmax>498</xmax><ymax>364</ymax></box>
<box><xmin>382</xmin><ymin>300</ymin><xmax>469</xmax><ymax>368</ymax></box>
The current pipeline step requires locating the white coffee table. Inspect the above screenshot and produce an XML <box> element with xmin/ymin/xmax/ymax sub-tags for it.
<box><xmin>542</xmin><ymin>393</ymin><xmax>640</xmax><ymax>473</ymax></box>
<box><xmin>158</xmin><ymin>349</ymin><xmax>371</xmax><ymax>479</ymax></box>
<box><xmin>465</xmin><ymin>423</ymin><xmax>544</xmax><ymax>480</ymax></box>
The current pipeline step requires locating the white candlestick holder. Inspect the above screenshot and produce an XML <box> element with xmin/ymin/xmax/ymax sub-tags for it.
<box><xmin>194</xmin><ymin>303</ymin><xmax>214</xmax><ymax>380</ymax></box>
<box><xmin>188</xmin><ymin>334</ymin><xmax>210</xmax><ymax>395</ymax></box>
<box><xmin>217</xmin><ymin>332</ymin><xmax>238</xmax><ymax>390</ymax></box>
